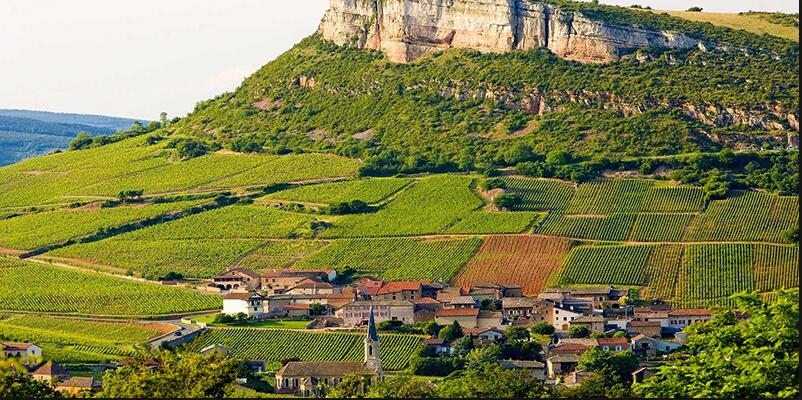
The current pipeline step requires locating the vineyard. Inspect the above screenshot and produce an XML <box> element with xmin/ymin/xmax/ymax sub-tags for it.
<box><xmin>320</xmin><ymin>175</ymin><xmax>484</xmax><ymax>238</ymax></box>
<box><xmin>502</xmin><ymin>178</ymin><xmax>575</xmax><ymax>211</ymax></box>
<box><xmin>676</xmin><ymin>244</ymin><xmax>754</xmax><ymax>306</ymax></box>
<box><xmin>752</xmin><ymin>244</ymin><xmax>799</xmax><ymax>292</ymax></box>
<box><xmin>684</xmin><ymin>191</ymin><xmax>797</xmax><ymax>242</ymax></box>
<box><xmin>50</xmin><ymin>238</ymin><xmax>264</xmax><ymax>279</ymax></box>
<box><xmin>295</xmin><ymin>237</ymin><xmax>482</xmax><ymax>281</ymax></box>
<box><xmin>262</xmin><ymin>178</ymin><xmax>410</xmax><ymax>205</ymax></box>
<box><xmin>123</xmin><ymin>205</ymin><xmax>314</xmax><ymax>240</ymax></box>
<box><xmin>454</xmin><ymin>236</ymin><xmax>572</xmax><ymax>295</ymax></box>
<box><xmin>445</xmin><ymin>211</ymin><xmax>542</xmax><ymax>234</ymax></box>
<box><xmin>538</xmin><ymin>213</ymin><xmax>635</xmax><ymax>241</ymax></box>
<box><xmin>565</xmin><ymin>180</ymin><xmax>650</xmax><ymax>214</ymax></box>
<box><xmin>629</xmin><ymin>214</ymin><xmax>694</xmax><ymax>242</ymax></box>
<box><xmin>644</xmin><ymin>245</ymin><xmax>684</xmax><ymax>300</ymax></box>
<box><xmin>0</xmin><ymin>258</ymin><xmax>221</xmax><ymax>316</ymax></box>
<box><xmin>0</xmin><ymin>199</ymin><xmax>207</xmax><ymax>251</ymax></box>
<box><xmin>640</xmin><ymin>186</ymin><xmax>704</xmax><ymax>213</ymax></box>
<box><xmin>554</xmin><ymin>244</ymin><xmax>654</xmax><ymax>286</ymax></box>
<box><xmin>236</xmin><ymin>240</ymin><xmax>330</xmax><ymax>272</ymax></box>
<box><xmin>0</xmin><ymin>315</ymin><xmax>166</xmax><ymax>363</ymax></box>
<box><xmin>186</xmin><ymin>328</ymin><xmax>422</xmax><ymax>371</ymax></box>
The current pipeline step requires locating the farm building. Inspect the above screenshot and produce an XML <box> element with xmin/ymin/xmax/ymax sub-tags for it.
<box><xmin>211</xmin><ymin>268</ymin><xmax>262</xmax><ymax>291</ymax></box>
<box><xmin>2</xmin><ymin>342</ymin><xmax>42</xmax><ymax>358</ymax></box>
<box><xmin>337</xmin><ymin>300</ymin><xmax>415</xmax><ymax>326</ymax></box>
<box><xmin>222</xmin><ymin>292</ymin><xmax>264</xmax><ymax>317</ymax></box>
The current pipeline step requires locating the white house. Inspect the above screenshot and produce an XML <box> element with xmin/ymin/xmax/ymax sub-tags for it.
<box><xmin>2</xmin><ymin>342</ymin><xmax>42</xmax><ymax>358</ymax></box>
<box><xmin>222</xmin><ymin>292</ymin><xmax>264</xmax><ymax>317</ymax></box>
<box><xmin>551</xmin><ymin>304</ymin><xmax>586</xmax><ymax>331</ymax></box>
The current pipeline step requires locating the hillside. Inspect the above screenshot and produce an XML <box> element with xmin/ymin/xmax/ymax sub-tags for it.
<box><xmin>0</xmin><ymin>0</ymin><xmax>797</xmax><ymax>315</ymax></box>
<box><xmin>650</xmin><ymin>10</ymin><xmax>798</xmax><ymax>42</ymax></box>
<box><xmin>0</xmin><ymin>109</ymin><xmax>141</xmax><ymax>166</ymax></box>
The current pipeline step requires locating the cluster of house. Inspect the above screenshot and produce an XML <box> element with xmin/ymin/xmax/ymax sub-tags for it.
<box><xmin>1</xmin><ymin>344</ymin><xmax>101</xmax><ymax>395</ymax></box>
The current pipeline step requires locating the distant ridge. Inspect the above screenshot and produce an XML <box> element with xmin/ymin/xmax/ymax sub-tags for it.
<box><xmin>0</xmin><ymin>109</ymin><xmax>145</xmax><ymax>166</ymax></box>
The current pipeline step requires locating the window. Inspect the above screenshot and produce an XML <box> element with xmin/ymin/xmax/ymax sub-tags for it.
<box><xmin>603</xmin><ymin>346</ymin><xmax>609</xmax><ymax>351</ymax></box>
<box><xmin>615</xmin><ymin>346</ymin><xmax>622</xmax><ymax>351</ymax></box>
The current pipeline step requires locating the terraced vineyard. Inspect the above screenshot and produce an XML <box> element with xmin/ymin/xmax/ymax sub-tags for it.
<box><xmin>751</xmin><ymin>244</ymin><xmax>798</xmax><ymax>292</ymax></box>
<box><xmin>262</xmin><ymin>178</ymin><xmax>410</xmax><ymax>205</ymax></box>
<box><xmin>538</xmin><ymin>213</ymin><xmax>635</xmax><ymax>241</ymax></box>
<box><xmin>566</xmin><ymin>180</ymin><xmax>650</xmax><ymax>214</ymax></box>
<box><xmin>186</xmin><ymin>328</ymin><xmax>422</xmax><ymax>371</ymax></box>
<box><xmin>123</xmin><ymin>205</ymin><xmax>315</xmax><ymax>240</ymax></box>
<box><xmin>0</xmin><ymin>258</ymin><xmax>221</xmax><ymax>316</ymax></box>
<box><xmin>0</xmin><ymin>315</ymin><xmax>168</xmax><ymax>363</ymax></box>
<box><xmin>50</xmin><ymin>238</ymin><xmax>264</xmax><ymax>279</ymax></box>
<box><xmin>685</xmin><ymin>192</ymin><xmax>796</xmax><ymax>242</ymax></box>
<box><xmin>644</xmin><ymin>245</ymin><xmax>684</xmax><ymax>300</ymax></box>
<box><xmin>320</xmin><ymin>175</ymin><xmax>483</xmax><ymax>238</ymax></box>
<box><xmin>296</xmin><ymin>237</ymin><xmax>482</xmax><ymax>281</ymax></box>
<box><xmin>454</xmin><ymin>236</ymin><xmax>572</xmax><ymax>295</ymax></box>
<box><xmin>236</xmin><ymin>240</ymin><xmax>330</xmax><ymax>272</ymax></box>
<box><xmin>629</xmin><ymin>214</ymin><xmax>694</xmax><ymax>242</ymax></box>
<box><xmin>554</xmin><ymin>244</ymin><xmax>654</xmax><ymax>286</ymax></box>
<box><xmin>502</xmin><ymin>178</ymin><xmax>575</xmax><ymax>211</ymax></box>
<box><xmin>640</xmin><ymin>186</ymin><xmax>704</xmax><ymax>213</ymax></box>
<box><xmin>676</xmin><ymin>244</ymin><xmax>754</xmax><ymax>307</ymax></box>
<box><xmin>196</xmin><ymin>153</ymin><xmax>360</xmax><ymax>189</ymax></box>
<box><xmin>445</xmin><ymin>211</ymin><xmax>543</xmax><ymax>234</ymax></box>
<box><xmin>0</xmin><ymin>199</ymin><xmax>207</xmax><ymax>251</ymax></box>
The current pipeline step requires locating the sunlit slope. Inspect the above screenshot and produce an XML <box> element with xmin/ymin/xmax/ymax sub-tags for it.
<box><xmin>652</xmin><ymin>10</ymin><xmax>798</xmax><ymax>42</ymax></box>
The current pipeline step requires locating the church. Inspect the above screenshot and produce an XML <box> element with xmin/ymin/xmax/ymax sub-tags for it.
<box><xmin>274</xmin><ymin>307</ymin><xmax>383</xmax><ymax>397</ymax></box>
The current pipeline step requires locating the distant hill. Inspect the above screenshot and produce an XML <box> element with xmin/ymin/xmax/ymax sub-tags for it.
<box><xmin>649</xmin><ymin>9</ymin><xmax>799</xmax><ymax>42</ymax></box>
<box><xmin>0</xmin><ymin>109</ymin><xmax>143</xmax><ymax>166</ymax></box>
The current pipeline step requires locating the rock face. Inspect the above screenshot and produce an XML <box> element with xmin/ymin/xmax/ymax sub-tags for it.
<box><xmin>318</xmin><ymin>0</ymin><xmax>702</xmax><ymax>63</ymax></box>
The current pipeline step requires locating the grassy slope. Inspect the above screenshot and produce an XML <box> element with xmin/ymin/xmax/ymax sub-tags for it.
<box><xmin>653</xmin><ymin>10</ymin><xmax>798</xmax><ymax>42</ymax></box>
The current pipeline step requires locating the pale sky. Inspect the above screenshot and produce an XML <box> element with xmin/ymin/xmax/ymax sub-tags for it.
<box><xmin>0</xmin><ymin>0</ymin><xmax>797</xmax><ymax>120</ymax></box>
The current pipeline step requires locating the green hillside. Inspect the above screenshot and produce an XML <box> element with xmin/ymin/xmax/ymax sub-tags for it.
<box><xmin>0</xmin><ymin>0</ymin><xmax>797</xmax><ymax>313</ymax></box>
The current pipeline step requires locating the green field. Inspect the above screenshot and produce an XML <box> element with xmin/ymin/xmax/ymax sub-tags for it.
<box><xmin>0</xmin><ymin>136</ymin><xmax>361</xmax><ymax>209</ymax></box>
<box><xmin>640</xmin><ymin>186</ymin><xmax>704</xmax><ymax>213</ymax></box>
<box><xmin>0</xmin><ymin>315</ymin><xmax>164</xmax><ymax>363</ymax></box>
<box><xmin>0</xmin><ymin>200</ymin><xmax>206</xmax><ymax>251</ymax></box>
<box><xmin>262</xmin><ymin>178</ymin><xmax>410</xmax><ymax>205</ymax></box>
<box><xmin>677</xmin><ymin>244</ymin><xmax>754</xmax><ymax>307</ymax></box>
<box><xmin>685</xmin><ymin>192</ymin><xmax>797</xmax><ymax>242</ymax></box>
<box><xmin>538</xmin><ymin>213</ymin><xmax>635</xmax><ymax>241</ymax></box>
<box><xmin>652</xmin><ymin>9</ymin><xmax>799</xmax><ymax>41</ymax></box>
<box><xmin>566</xmin><ymin>180</ymin><xmax>651</xmax><ymax>215</ymax></box>
<box><xmin>644</xmin><ymin>244</ymin><xmax>684</xmax><ymax>300</ymax></box>
<box><xmin>186</xmin><ymin>328</ymin><xmax>422</xmax><ymax>371</ymax></box>
<box><xmin>629</xmin><ymin>213</ymin><xmax>694</xmax><ymax>242</ymax></box>
<box><xmin>50</xmin><ymin>238</ymin><xmax>264</xmax><ymax>279</ymax></box>
<box><xmin>123</xmin><ymin>205</ymin><xmax>315</xmax><ymax>240</ymax></box>
<box><xmin>320</xmin><ymin>175</ymin><xmax>483</xmax><ymax>238</ymax></box>
<box><xmin>295</xmin><ymin>237</ymin><xmax>482</xmax><ymax>281</ymax></box>
<box><xmin>236</xmin><ymin>240</ymin><xmax>330</xmax><ymax>272</ymax></box>
<box><xmin>445</xmin><ymin>211</ymin><xmax>543</xmax><ymax>234</ymax></box>
<box><xmin>0</xmin><ymin>258</ymin><xmax>221</xmax><ymax>316</ymax></box>
<box><xmin>502</xmin><ymin>178</ymin><xmax>575</xmax><ymax>211</ymax></box>
<box><xmin>554</xmin><ymin>244</ymin><xmax>653</xmax><ymax>286</ymax></box>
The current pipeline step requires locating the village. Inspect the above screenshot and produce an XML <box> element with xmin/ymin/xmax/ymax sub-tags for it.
<box><xmin>0</xmin><ymin>264</ymin><xmax>748</xmax><ymax>397</ymax></box>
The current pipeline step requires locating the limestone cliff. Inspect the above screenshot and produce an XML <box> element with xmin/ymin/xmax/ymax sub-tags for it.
<box><xmin>318</xmin><ymin>0</ymin><xmax>703</xmax><ymax>63</ymax></box>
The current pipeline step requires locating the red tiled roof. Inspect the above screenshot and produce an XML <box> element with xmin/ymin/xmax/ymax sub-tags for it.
<box><xmin>597</xmin><ymin>337</ymin><xmax>629</xmax><ymax>346</ymax></box>
<box><xmin>414</xmin><ymin>297</ymin><xmax>441</xmax><ymax>305</ymax></box>
<box><xmin>421</xmin><ymin>338</ymin><xmax>446</xmax><ymax>345</ymax></box>
<box><xmin>263</xmin><ymin>269</ymin><xmax>333</xmax><ymax>278</ymax></box>
<box><xmin>464</xmin><ymin>328</ymin><xmax>503</xmax><ymax>335</ymax></box>
<box><xmin>628</xmin><ymin>320</ymin><xmax>661</xmax><ymax>327</ymax></box>
<box><xmin>669</xmin><ymin>308</ymin><xmax>712</xmax><ymax>317</ymax></box>
<box><xmin>223</xmin><ymin>292</ymin><xmax>261</xmax><ymax>300</ymax></box>
<box><xmin>376</xmin><ymin>281</ymin><xmax>423</xmax><ymax>294</ymax></box>
<box><xmin>436</xmin><ymin>308</ymin><xmax>479</xmax><ymax>317</ymax></box>
<box><xmin>1</xmin><ymin>342</ymin><xmax>35</xmax><ymax>350</ymax></box>
<box><xmin>551</xmin><ymin>343</ymin><xmax>589</xmax><ymax>353</ymax></box>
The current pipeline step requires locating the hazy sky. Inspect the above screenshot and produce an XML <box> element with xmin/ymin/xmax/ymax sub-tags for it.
<box><xmin>0</xmin><ymin>1</ymin><xmax>797</xmax><ymax>120</ymax></box>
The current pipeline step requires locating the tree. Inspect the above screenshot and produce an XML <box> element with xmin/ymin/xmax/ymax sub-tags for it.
<box><xmin>436</xmin><ymin>364</ymin><xmax>549</xmax><ymax>398</ymax></box>
<box><xmin>101</xmin><ymin>350</ymin><xmax>239</xmax><ymax>398</ymax></box>
<box><xmin>0</xmin><ymin>369</ymin><xmax>62</xmax><ymax>399</ymax></box>
<box><xmin>423</xmin><ymin>321</ymin><xmax>440</xmax><ymax>337</ymax></box>
<box><xmin>117</xmin><ymin>189</ymin><xmax>144</xmax><ymax>203</ymax></box>
<box><xmin>68</xmin><ymin>132</ymin><xmax>93</xmax><ymax>151</ymax></box>
<box><xmin>687</xmin><ymin>6</ymin><xmax>703</xmax><ymax>11</ymax></box>
<box><xmin>160</xmin><ymin>112</ymin><xmax>169</xmax><ymax>128</ymax></box>
<box><xmin>494</xmin><ymin>194</ymin><xmax>522</xmax><ymax>210</ymax></box>
<box><xmin>780</xmin><ymin>227</ymin><xmax>798</xmax><ymax>243</ymax></box>
<box><xmin>366</xmin><ymin>375</ymin><xmax>436</xmax><ymax>398</ymax></box>
<box><xmin>324</xmin><ymin>373</ymin><xmax>368</xmax><ymax>398</ymax></box>
<box><xmin>501</xmin><ymin>340</ymin><xmax>542</xmax><ymax>361</ymax></box>
<box><xmin>531</xmin><ymin>322</ymin><xmax>555</xmax><ymax>335</ymax></box>
<box><xmin>504</xmin><ymin>326</ymin><xmax>530</xmax><ymax>342</ymax></box>
<box><xmin>634</xmin><ymin>290</ymin><xmax>799</xmax><ymax>398</ymax></box>
<box><xmin>546</xmin><ymin>149</ymin><xmax>571</xmax><ymax>165</ymax></box>
<box><xmin>577</xmin><ymin>348</ymin><xmax>639</xmax><ymax>380</ymax></box>
<box><xmin>438</xmin><ymin>321</ymin><xmax>464</xmax><ymax>340</ymax></box>
<box><xmin>450</xmin><ymin>335</ymin><xmax>475</xmax><ymax>357</ymax></box>
<box><xmin>557</xmin><ymin>371</ymin><xmax>632</xmax><ymax>399</ymax></box>
<box><xmin>465</xmin><ymin>345</ymin><xmax>503</xmax><ymax>370</ymax></box>
<box><xmin>568</xmin><ymin>325</ymin><xmax>589</xmax><ymax>338</ymax></box>
<box><xmin>310</xmin><ymin>303</ymin><xmax>327</xmax><ymax>316</ymax></box>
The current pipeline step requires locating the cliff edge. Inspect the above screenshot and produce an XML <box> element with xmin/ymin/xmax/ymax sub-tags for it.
<box><xmin>318</xmin><ymin>0</ymin><xmax>703</xmax><ymax>63</ymax></box>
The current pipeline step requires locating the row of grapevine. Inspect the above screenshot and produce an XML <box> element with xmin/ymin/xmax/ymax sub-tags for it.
<box><xmin>566</xmin><ymin>179</ymin><xmax>651</xmax><ymax>215</ymax></box>
<box><xmin>262</xmin><ymin>178</ymin><xmax>410</xmax><ymax>205</ymax></box>
<box><xmin>752</xmin><ymin>244</ymin><xmax>799</xmax><ymax>292</ymax></box>
<box><xmin>501</xmin><ymin>178</ymin><xmax>575</xmax><ymax>211</ymax></box>
<box><xmin>685</xmin><ymin>192</ymin><xmax>778</xmax><ymax>242</ymax></box>
<box><xmin>454</xmin><ymin>236</ymin><xmax>572</xmax><ymax>295</ymax></box>
<box><xmin>538</xmin><ymin>213</ymin><xmax>635</xmax><ymax>241</ymax></box>
<box><xmin>554</xmin><ymin>245</ymin><xmax>654</xmax><ymax>286</ymax></box>
<box><xmin>295</xmin><ymin>237</ymin><xmax>482</xmax><ymax>282</ymax></box>
<box><xmin>237</xmin><ymin>240</ymin><xmax>330</xmax><ymax>272</ymax></box>
<box><xmin>639</xmin><ymin>186</ymin><xmax>704</xmax><ymax>213</ymax></box>
<box><xmin>629</xmin><ymin>214</ymin><xmax>694</xmax><ymax>242</ymax></box>
<box><xmin>643</xmin><ymin>245</ymin><xmax>683</xmax><ymax>300</ymax></box>
<box><xmin>0</xmin><ymin>258</ymin><xmax>221</xmax><ymax>316</ymax></box>
<box><xmin>445</xmin><ymin>211</ymin><xmax>543</xmax><ymax>234</ymax></box>
<box><xmin>51</xmin><ymin>238</ymin><xmax>264</xmax><ymax>279</ymax></box>
<box><xmin>186</xmin><ymin>328</ymin><xmax>422</xmax><ymax>371</ymax></box>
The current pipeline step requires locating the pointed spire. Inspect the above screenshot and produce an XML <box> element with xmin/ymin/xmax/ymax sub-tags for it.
<box><xmin>367</xmin><ymin>306</ymin><xmax>379</xmax><ymax>342</ymax></box>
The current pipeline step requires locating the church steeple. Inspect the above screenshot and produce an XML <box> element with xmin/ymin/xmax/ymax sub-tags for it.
<box><xmin>364</xmin><ymin>306</ymin><xmax>382</xmax><ymax>377</ymax></box>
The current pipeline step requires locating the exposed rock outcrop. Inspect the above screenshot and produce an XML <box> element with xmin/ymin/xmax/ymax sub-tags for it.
<box><xmin>318</xmin><ymin>0</ymin><xmax>703</xmax><ymax>63</ymax></box>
